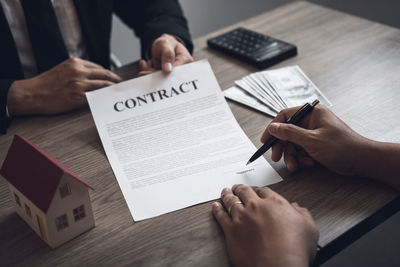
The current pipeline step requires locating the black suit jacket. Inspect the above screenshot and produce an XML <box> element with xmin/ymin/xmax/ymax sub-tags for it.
<box><xmin>0</xmin><ymin>0</ymin><xmax>193</xmax><ymax>134</ymax></box>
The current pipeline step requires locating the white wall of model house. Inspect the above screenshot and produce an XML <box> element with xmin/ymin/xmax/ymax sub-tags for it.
<box><xmin>8</xmin><ymin>173</ymin><xmax>94</xmax><ymax>248</ymax></box>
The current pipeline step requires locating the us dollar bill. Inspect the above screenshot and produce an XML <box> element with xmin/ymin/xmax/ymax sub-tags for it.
<box><xmin>263</xmin><ymin>66</ymin><xmax>332</xmax><ymax>108</ymax></box>
<box><xmin>227</xmin><ymin>66</ymin><xmax>332</xmax><ymax>116</ymax></box>
<box><xmin>224</xmin><ymin>86</ymin><xmax>278</xmax><ymax>117</ymax></box>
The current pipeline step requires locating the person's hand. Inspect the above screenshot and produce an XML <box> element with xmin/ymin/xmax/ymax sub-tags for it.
<box><xmin>212</xmin><ymin>184</ymin><xmax>318</xmax><ymax>267</ymax></box>
<box><xmin>138</xmin><ymin>34</ymin><xmax>193</xmax><ymax>76</ymax></box>
<box><xmin>7</xmin><ymin>57</ymin><xmax>121</xmax><ymax>115</ymax></box>
<box><xmin>261</xmin><ymin>104</ymin><xmax>369</xmax><ymax>176</ymax></box>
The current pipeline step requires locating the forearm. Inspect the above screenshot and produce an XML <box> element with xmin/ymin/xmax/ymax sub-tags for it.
<box><xmin>7</xmin><ymin>78</ymin><xmax>39</xmax><ymax>116</ymax></box>
<box><xmin>357</xmin><ymin>139</ymin><xmax>400</xmax><ymax>190</ymax></box>
<box><xmin>260</xmin><ymin>255</ymin><xmax>309</xmax><ymax>267</ymax></box>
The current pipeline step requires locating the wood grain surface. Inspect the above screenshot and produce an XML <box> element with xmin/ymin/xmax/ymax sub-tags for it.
<box><xmin>1</xmin><ymin>1</ymin><xmax>399</xmax><ymax>266</ymax></box>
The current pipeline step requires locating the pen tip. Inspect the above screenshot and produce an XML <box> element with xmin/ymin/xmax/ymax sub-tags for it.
<box><xmin>246</xmin><ymin>160</ymin><xmax>251</xmax><ymax>166</ymax></box>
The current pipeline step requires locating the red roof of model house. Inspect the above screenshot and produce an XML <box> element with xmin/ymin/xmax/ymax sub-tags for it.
<box><xmin>0</xmin><ymin>135</ymin><xmax>93</xmax><ymax>213</ymax></box>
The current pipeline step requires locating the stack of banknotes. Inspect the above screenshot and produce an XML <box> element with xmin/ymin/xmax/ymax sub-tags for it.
<box><xmin>224</xmin><ymin>66</ymin><xmax>332</xmax><ymax>117</ymax></box>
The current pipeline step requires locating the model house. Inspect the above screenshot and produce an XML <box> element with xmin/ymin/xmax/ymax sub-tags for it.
<box><xmin>0</xmin><ymin>135</ymin><xmax>95</xmax><ymax>248</ymax></box>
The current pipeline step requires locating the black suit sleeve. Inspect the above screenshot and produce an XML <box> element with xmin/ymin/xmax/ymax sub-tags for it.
<box><xmin>113</xmin><ymin>0</ymin><xmax>193</xmax><ymax>59</ymax></box>
<box><xmin>0</xmin><ymin>79</ymin><xmax>13</xmax><ymax>134</ymax></box>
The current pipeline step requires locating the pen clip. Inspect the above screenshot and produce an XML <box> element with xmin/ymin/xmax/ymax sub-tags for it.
<box><xmin>286</xmin><ymin>102</ymin><xmax>310</xmax><ymax>122</ymax></box>
<box><xmin>286</xmin><ymin>100</ymin><xmax>319</xmax><ymax>122</ymax></box>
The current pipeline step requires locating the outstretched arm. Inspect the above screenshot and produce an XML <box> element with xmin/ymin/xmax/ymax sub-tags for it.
<box><xmin>114</xmin><ymin>0</ymin><xmax>194</xmax><ymax>74</ymax></box>
<box><xmin>356</xmin><ymin>140</ymin><xmax>400</xmax><ymax>190</ymax></box>
<box><xmin>261</xmin><ymin>104</ymin><xmax>400</xmax><ymax>190</ymax></box>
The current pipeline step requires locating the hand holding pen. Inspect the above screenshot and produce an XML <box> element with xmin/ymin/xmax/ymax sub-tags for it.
<box><xmin>250</xmin><ymin>102</ymin><xmax>372</xmax><ymax>176</ymax></box>
<box><xmin>247</xmin><ymin>100</ymin><xmax>319</xmax><ymax>165</ymax></box>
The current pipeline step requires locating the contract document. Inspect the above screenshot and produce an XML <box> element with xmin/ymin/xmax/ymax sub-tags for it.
<box><xmin>86</xmin><ymin>60</ymin><xmax>282</xmax><ymax>221</ymax></box>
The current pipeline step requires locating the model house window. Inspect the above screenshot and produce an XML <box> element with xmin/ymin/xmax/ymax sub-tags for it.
<box><xmin>14</xmin><ymin>193</ymin><xmax>21</xmax><ymax>206</ymax></box>
<box><xmin>55</xmin><ymin>214</ymin><xmax>69</xmax><ymax>231</ymax></box>
<box><xmin>73</xmin><ymin>205</ymin><xmax>86</xmax><ymax>222</ymax></box>
<box><xmin>24</xmin><ymin>204</ymin><xmax>32</xmax><ymax>218</ymax></box>
<box><xmin>59</xmin><ymin>183</ymin><xmax>71</xmax><ymax>198</ymax></box>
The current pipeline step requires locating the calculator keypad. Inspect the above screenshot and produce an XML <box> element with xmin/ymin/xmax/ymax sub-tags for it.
<box><xmin>207</xmin><ymin>27</ymin><xmax>297</xmax><ymax>69</ymax></box>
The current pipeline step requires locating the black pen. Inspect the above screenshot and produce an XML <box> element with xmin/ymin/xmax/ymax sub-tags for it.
<box><xmin>246</xmin><ymin>99</ymin><xmax>320</xmax><ymax>165</ymax></box>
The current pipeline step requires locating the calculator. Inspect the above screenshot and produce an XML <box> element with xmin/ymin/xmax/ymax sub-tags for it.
<box><xmin>207</xmin><ymin>27</ymin><xmax>297</xmax><ymax>69</ymax></box>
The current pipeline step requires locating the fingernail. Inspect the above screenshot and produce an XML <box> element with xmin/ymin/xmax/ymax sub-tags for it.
<box><xmin>165</xmin><ymin>62</ymin><xmax>172</xmax><ymax>71</ymax></box>
<box><xmin>269</xmin><ymin>123</ymin><xmax>280</xmax><ymax>133</ymax></box>
<box><xmin>286</xmin><ymin>161</ymin><xmax>292</xmax><ymax>170</ymax></box>
<box><xmin>287</xmin><ymin>160</ymin><xmax>296</xmax><ymax>172</ymax></box>
<box><xmin>212</xmin><ymin>202</ymin><xmax>220</xmax><ymax>209</ymax></box>
<box><xmin>221</xmin><ymin>187</ymin><xmax>229</xmax><ymax>195</ymax></box>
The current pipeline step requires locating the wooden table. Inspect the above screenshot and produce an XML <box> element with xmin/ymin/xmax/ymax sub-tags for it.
<box><xmin>1</xmin><ymin>1</ymin><xmax>399</xmax><ymax>266</ymax></box>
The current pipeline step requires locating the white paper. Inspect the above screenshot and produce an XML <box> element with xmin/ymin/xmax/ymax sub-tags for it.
<box><xmin>86</xmin><ymin>60</ymin><xmax>282</xmax><ymax>221</ymax></box>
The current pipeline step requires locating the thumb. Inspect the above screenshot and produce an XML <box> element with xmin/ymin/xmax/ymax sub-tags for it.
<box><xmin>161</xmin><ymin>44</ymin><xmax>175</xmax><ymax>72</ymax></box>
<box><xmin>268</xmin><ymin>122</ymin><xmax>311</xmax><ymax>147</ymax></box>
